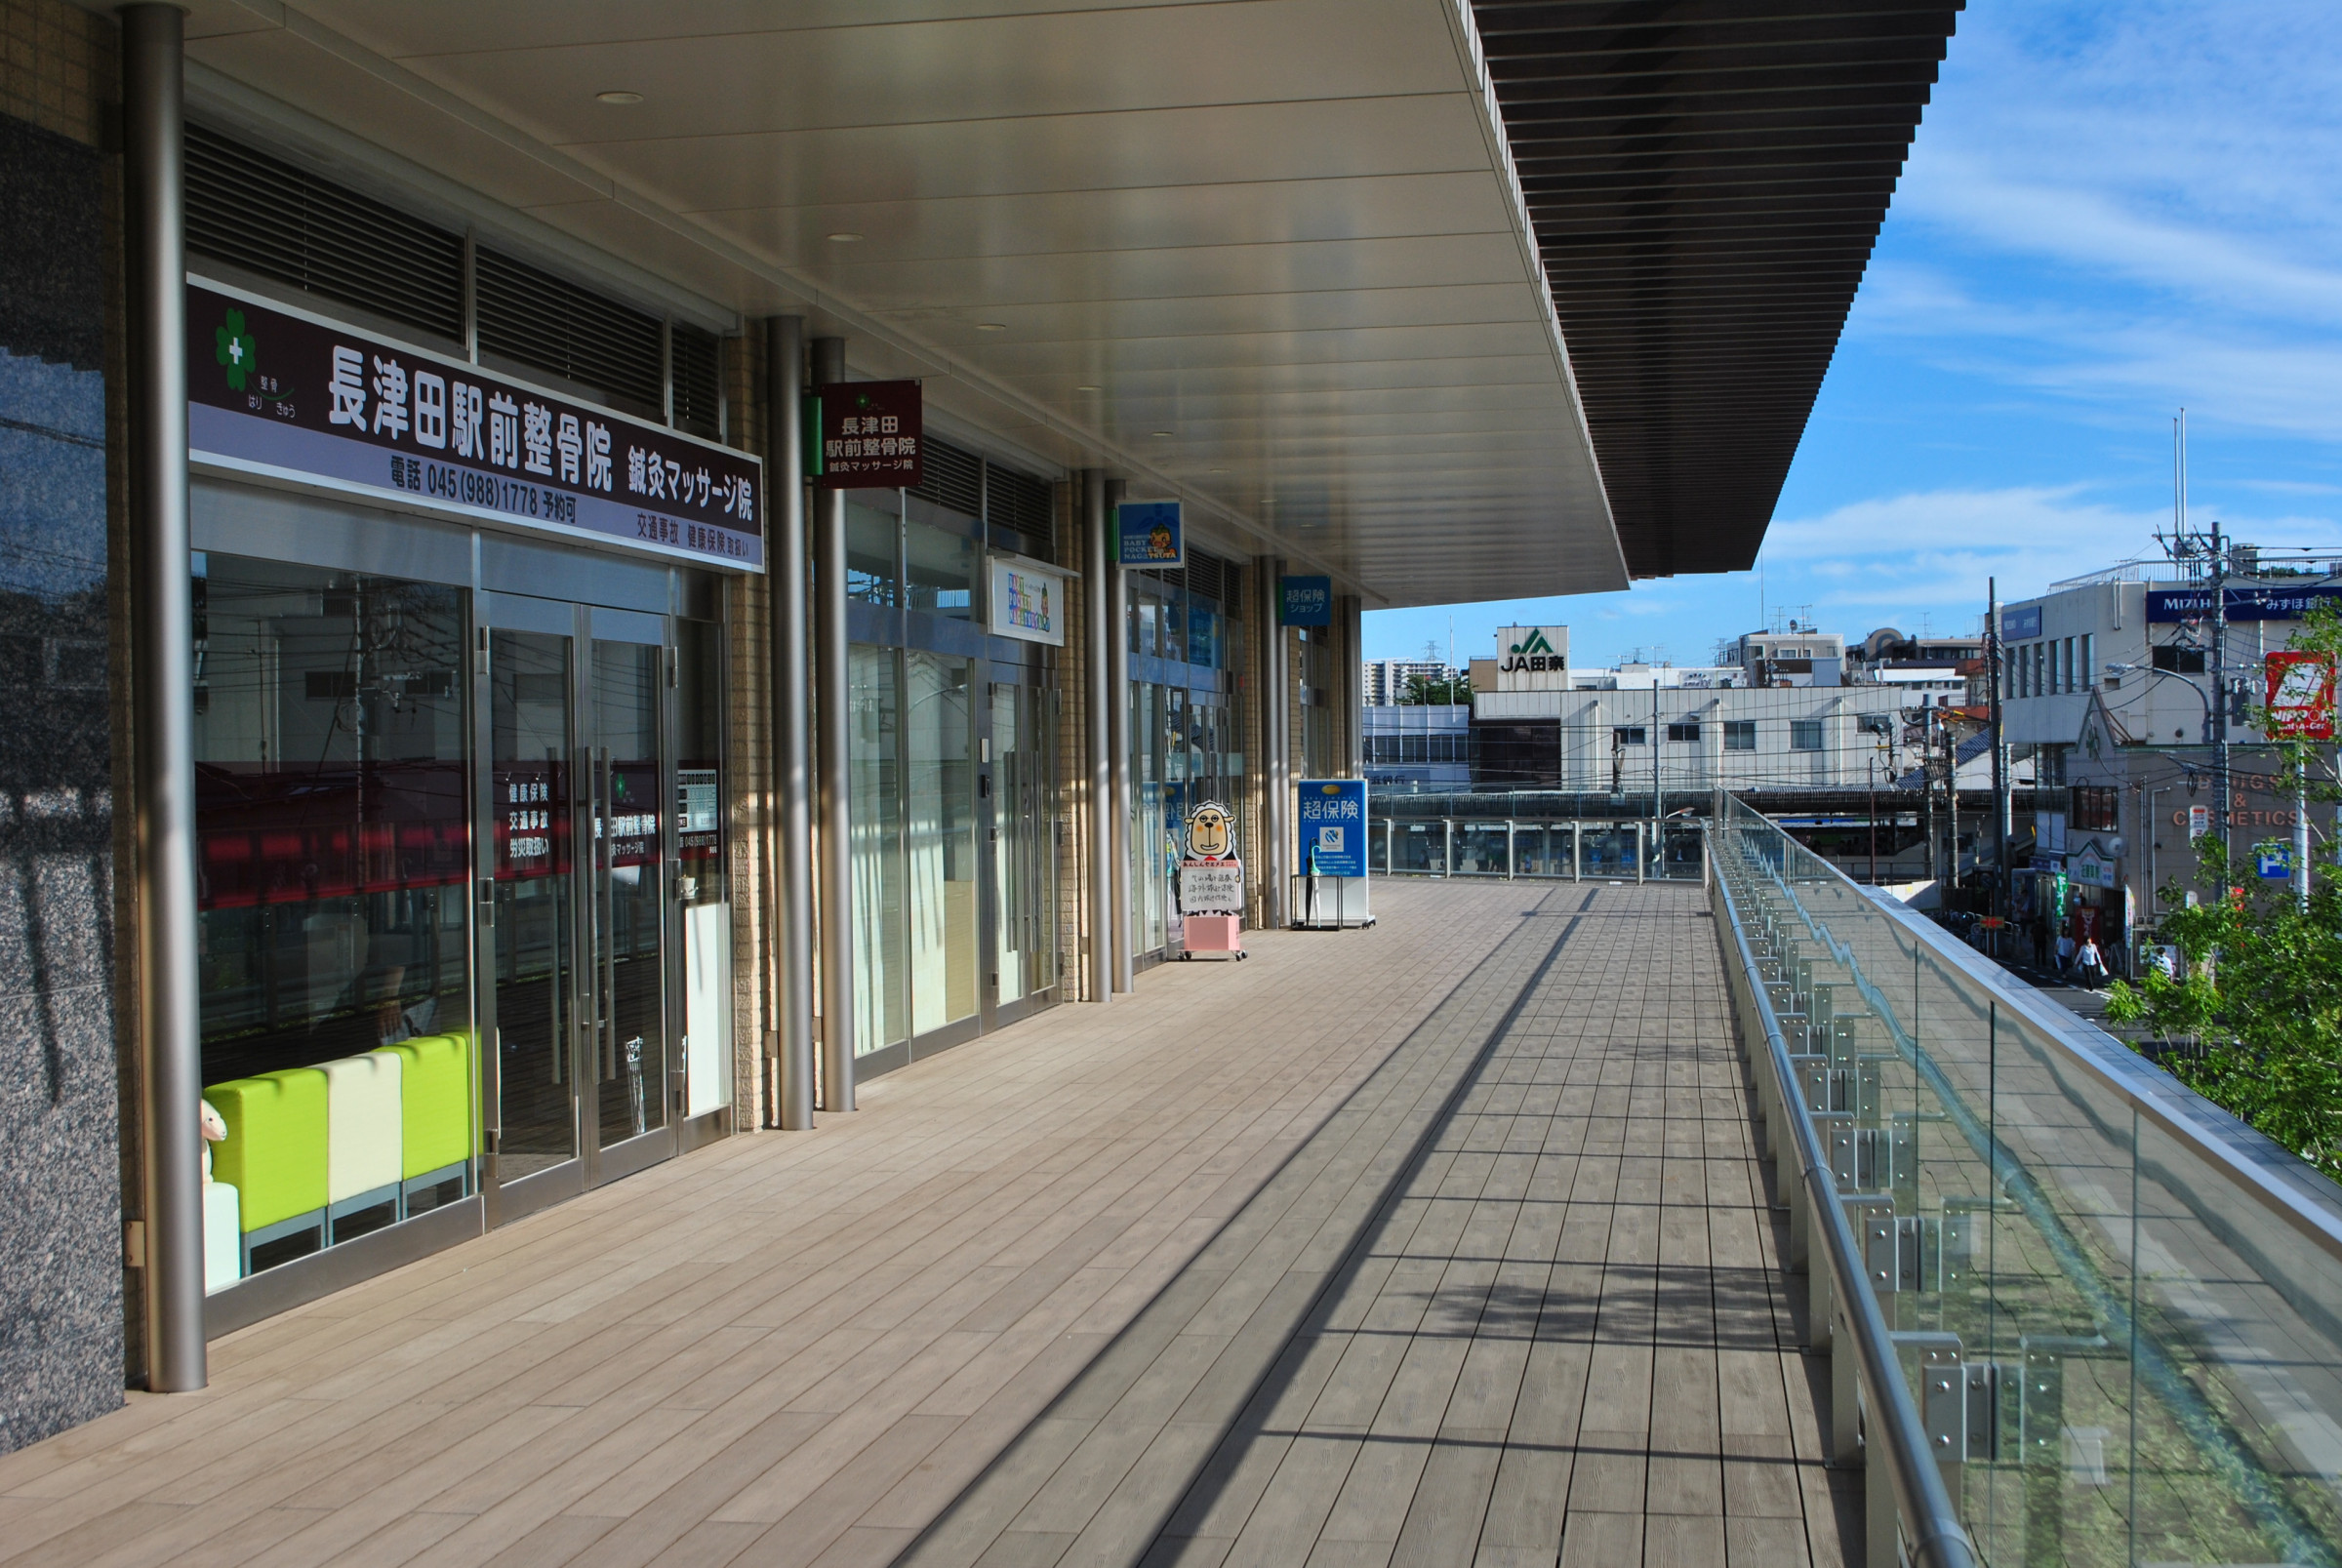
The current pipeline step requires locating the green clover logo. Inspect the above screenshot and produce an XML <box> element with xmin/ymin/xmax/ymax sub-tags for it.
<box><xmin>215</xmin><ymin>309</ymin><xmax>256</xmax><ymax>391</ymax></box>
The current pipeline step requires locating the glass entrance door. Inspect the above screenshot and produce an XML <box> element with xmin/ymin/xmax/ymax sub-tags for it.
<box><xmin>988</xmin><ymin>681</ymin><xmax>1059</xmax><ymax>1025</ymax></box>
<box><xmin>486</xmin><ymin>608</ymin><xmax>675</xmax><ymax>1210</ymax></box>
<box><xmin>586</xmin><ymin>635</ymin><xmax>670</xmax><ymax>1166</ymax></box>
<box><xmin>488</xmin><ymin>628</ymin><xmax>577</xmax><ymax>1186</ymax></box>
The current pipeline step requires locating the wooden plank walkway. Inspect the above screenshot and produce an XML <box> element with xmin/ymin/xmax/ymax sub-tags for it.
<box><xmin>0</xmin><ymin>878</ymin><xmax>1846</xmax><ymax>1568</ymax></box>
<box><xmin>902</xmin><ymin>882</ymin><xmax>1852</xmax><ymax>1568</ymax></box>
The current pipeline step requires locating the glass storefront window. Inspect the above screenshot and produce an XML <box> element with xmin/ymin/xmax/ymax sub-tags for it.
<box><xmin>906</xmin><ymin>517</ymin><xmax>975</xmax><ymax>620</ymax></box>
<box><xmin>906</xmin><ymin>652</ymin><xmax>978</xmax><ymax>1032</ymax></box>
<box><xmin>992</xmin><ymin>682</ymin><xmax>1059</xmax><ymax>1006</ymax></box>
<box><xmin>675</xmin><ymin>620</ymin><xmax>730</xmax><ymax>1118</ymax></box>
<box><xmin>847</xmin><ymin>501</ymin><xmax>898</xmax><ymax>607</ymax></box>
<box><xmin>193</xmin><ymin>553</ymin><xmax>472</xmax><ymax>1285</ymax></box>
<box><xmin>850</xmin><ymin>642</ymin><xmax>905</xmax><ymax>1056</ymax></box>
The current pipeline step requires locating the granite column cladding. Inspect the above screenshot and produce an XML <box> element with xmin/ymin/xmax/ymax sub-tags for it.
<box><xmin>0</xmin><ymin>105</ymin><xmax>125</xmax><ymax>1452</ymax></box>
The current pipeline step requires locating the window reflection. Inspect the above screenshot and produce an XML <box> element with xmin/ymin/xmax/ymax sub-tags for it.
<box><xmin>193</xmin><ymin>554</ymin><xmax>472</xmax><ymax>1286</ymax></box>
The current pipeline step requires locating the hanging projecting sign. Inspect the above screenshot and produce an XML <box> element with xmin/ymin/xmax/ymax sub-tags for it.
<box><xmin>2265</xmin><ymin>651</ymin><xmax>2337</xmax><ymax>739</ymax></box>
<box><xmin>1115</xmin><ymin>500</ymin><xmax>1183</xmax><ymax>567</ymax></box>
<box><xmin>186</xmin><ymin>279</ymin><xmax>763</xmax><ymax>570</ymax></box>
<box><xmin>987</xmin><ymin>555</ymin><xmax>1068</xmax><ymax>646</ymax></box>
<box><xmin>1280</xmin><ymin>576</ymin><xmax>1332</xmax><ymax>626</ymax></box>
<box><xmin>813</xmin><ymin>380</ymin><xmax>922</xmax><ymax>488</ymax></box>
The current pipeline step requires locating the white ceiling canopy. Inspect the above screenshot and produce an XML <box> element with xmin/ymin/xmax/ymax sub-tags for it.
<box><xmin>172</xmin><ymin>0</ymin><xmax>1627</xmax><ymax>606</ymax></box>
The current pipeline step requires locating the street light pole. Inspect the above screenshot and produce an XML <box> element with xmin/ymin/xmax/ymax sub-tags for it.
<box><xmin>1869</xmin><ymin>754</ymin><xmax>1878</xmax><ymax>884</ymax></box>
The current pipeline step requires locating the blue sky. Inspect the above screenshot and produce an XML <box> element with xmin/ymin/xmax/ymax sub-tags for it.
<box><xmin>1367</xmin><ymin>2</ymin><xmax>2342</xmax><ymax>669</ymax></box>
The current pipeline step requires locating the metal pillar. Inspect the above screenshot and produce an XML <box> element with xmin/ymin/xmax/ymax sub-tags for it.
<box><xmin>1081</xmin><ymin>471</ymin><xmax>1114</xmax><ymax>1002</ymax></box>
<box><xmin>811</xmin><ymin>336</ymin><xmax>853</xmax><ymax>1111</ymax></box>
<box><xmin>766</xmin><ymin>317</ymin><xmax>815</xmax><ymax>1129</ymax></box>
<box><xmin>1257</xmin><ymin>556</ymin><xmax>1289</xmax><ymax>925</ymax></box>
<box><xmin>1105</xmin><ymin>479</ymin><xmax>1133</xmax><ymax>991</ymax></box>
<box><xmin>1343</xmin><ymin>594</ymin><xmax>1363</xmax><ymax>778</ymax></box>
<box><xmin>123</xmin><ymin>3</ymin><xmax>205</xmax><ymax>1393</ymax></box>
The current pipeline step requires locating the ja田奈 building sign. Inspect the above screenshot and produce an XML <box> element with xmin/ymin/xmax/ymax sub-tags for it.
<box><xmin>186</xmin><ymin>278</ymin><xmax>764</xmax><ymax>570</ymax></box>
<box><xmin>1492</xmin><ymin>625</ymin><xmax>1570</xmax><ymax>690</ymax></box>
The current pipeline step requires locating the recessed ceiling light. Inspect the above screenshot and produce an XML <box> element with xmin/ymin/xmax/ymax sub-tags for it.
<box><xmin>976</xmin><ymin>322</ymin><xmax>1007</xmax><ymax>333</ymax></box>
<box><xmin>1151</xmin><ymin>430</ymin><xmax>1174</xmax><ymax>438</ymax></box>
<box><xmin>826</xmin><ymin>231</ymin><xmax>865</xmax><ymax>243</ymax></box>
<box><xmin>1210</xmin><ymin>467</ymin><xmax>1229</xmax><ymax>474</ymax></box>
<box><xmin>1074</xmin><ymin>384</ymin><xmax>1102</xmax><ymax>393</ymax></box>
<box><xmin>595</xmin><ymin>90</ymin><xmax>643</xmax><ymax>104</ymax></box>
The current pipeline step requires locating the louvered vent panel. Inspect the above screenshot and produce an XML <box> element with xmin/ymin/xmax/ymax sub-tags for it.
<box><xmin>1187</xmin><ymin>550</ymin><xmax>1230</xmax><ymax>607</ymax></box>
<box><xmin>910</xmin><ymin>436</ymin><xmax>983</xmax><ymax>517</ymax></box>
<box><xmin>475</xmin><ymin>247</ymin><xmax>664</xmax><ymax>418</ymax></box>
<box><xmin>186</xmin><ymin>124</ymin><xmax>464</xmax><ymax>342</ymax></box>
<box><xmin>670</xmin><ymin>323</ymin><xmax>721</xmax><ymax>438</ymax></box>
<box><xmin>986</xmin><ymin>465</ymin><xmax>1055</xmax><ymax>550</ymax></box>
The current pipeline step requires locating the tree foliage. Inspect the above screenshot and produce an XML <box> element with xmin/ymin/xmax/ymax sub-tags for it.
<box><xmin>1400</xmin><ymin>670</ymin><xmax>1472</xmax><ymax>705</ymax></box>
<box><xmin>2103</xmin><ymin>603</ymin><xmax>2342</xmax><ymax>1179</ymax></box>
<box><xmin>2104</xmin><ymin>840</ymin><xmax>2342</xmax><ymax>1178</ymax></box>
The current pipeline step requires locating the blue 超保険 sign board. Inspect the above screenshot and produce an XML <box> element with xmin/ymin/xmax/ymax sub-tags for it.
<box><xmin>1280</xmin><ymin>575</ymin><xmax>1332</xmax><ymax>626</ymax></box>
<box><xmin>1115</xmin><ymin>500</ymin><xmax>1183</xmax><ymax>567</ymax></box>
<box><xmin>1296</xmin><ymin>778</ymin><xmax>1367</xmax><ymax>876</ymax></box>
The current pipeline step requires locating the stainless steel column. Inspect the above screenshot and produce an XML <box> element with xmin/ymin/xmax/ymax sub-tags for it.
<box><xmin>766</xmin><ymin>317</ymin><xmax>815</xmax><ymax>1129</ymax></box>
<box><xmin>812</xmin><ymin>336</ymin><xmax>853</xmax><ymax>1110</ymax></box>
<box><xmin>1342</xmin><ymin>594</ymin><xmax>1363</xmax><ymax>777</ymax></box>
<box><xmin>1256</xmin><ymin>556</ymin><xmax>1288</xmax><ymax>928</ymax></box>
<box><xmin>122</xmin><ymin>3</ymin><xmax>204</xmax><ymax>1393</ymax></box>
<box><xmin>1104</xmin><ymin>479</ymin><xmax>1132</xmax><ymax>991</ymax></box>
<box><xmin>1081</xmin><ymin>471</ymin><xmax>1113</xmax><ymax>1002</ymax></box>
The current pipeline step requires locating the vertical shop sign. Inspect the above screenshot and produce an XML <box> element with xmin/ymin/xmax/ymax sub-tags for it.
<box><xmin>812</xmin><ymin>380</ymin><xmax>922</xmax><ymax>488</ymax></box>
<box><xmin>1115</xmin><ymin>500</ymin><xmax>1183</xmax><ymax>567</ymax></box>
<box><xmin>1280</xmin><ymin>576</ymin><xmax>1332</xmax><ymax>626</ymax></box>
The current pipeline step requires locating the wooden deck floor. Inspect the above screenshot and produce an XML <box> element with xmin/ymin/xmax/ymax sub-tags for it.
<box><xmin>0</xmin><ymin>879</ymin><xmax>1846</xmax><ymax>1568</ymax></box>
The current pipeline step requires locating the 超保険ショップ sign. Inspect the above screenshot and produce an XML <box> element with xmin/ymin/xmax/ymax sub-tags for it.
<box><xmin>187</xmin><ymin>279</ymin><xmax>763</xmax><ymax>569</ymax></box>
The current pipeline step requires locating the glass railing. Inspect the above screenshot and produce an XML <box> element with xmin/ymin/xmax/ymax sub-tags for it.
<box><xmin>1370</xmin><ymin>817</ymin><xmax>1706</xmax><ymax>881</ymax></box>
<box><xmin>1711</xmin><ymin>790</ymin><xmax>2342</xmax><ymax>1567</ymax></box>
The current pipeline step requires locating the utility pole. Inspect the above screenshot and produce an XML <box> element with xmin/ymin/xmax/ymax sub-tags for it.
<box><xmin>1922</xmin><ymin>708</ymin><xmax>1938</xmax><ymax>882</ymax></box>
<box><xmin>1989</xmin><ymin>578</ymin><xmax>2011</xmax><ymax>947</ymax></box>
<box><xmin>1946</xmin><ymin>720</ymin><xmax>1959</xmax><ymax>892</ymax></box>
<box><xmin>2213</xmin><ymin>516</ymin><xmax>2231</xmax><ymax>846</ymax></box>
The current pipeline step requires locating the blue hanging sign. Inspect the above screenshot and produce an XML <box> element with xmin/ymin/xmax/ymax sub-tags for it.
<box><xmin>1296</xmin><ymin>778</ymin><xmax>1368</xmax><ymax>877</ymax></box>
<box><xmin>1115</xmin><ymin>500</ymin><xmax>1183</xmax><ymax>567</ymax></box>
<box><xmin>1280</xmin><ymin>575</ymin><xmax>1332</xmax><ymax>626</ymax></box>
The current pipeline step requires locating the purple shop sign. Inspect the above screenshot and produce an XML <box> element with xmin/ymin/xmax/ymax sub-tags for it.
<box><xmin>187</xmin><ymin>278</ymin><xmax>763</xmax><ymax>571</ymax></box>
<box><xmin>813</xmin><ymin>380</ymin><xmax>921</xmax><ymax>489</ymax></box>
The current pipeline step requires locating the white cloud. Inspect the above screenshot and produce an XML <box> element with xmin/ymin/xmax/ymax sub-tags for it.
<box><xmin>1764</xmin><ymin>486</ymin><xmax>2342</xmax><ymax>620</ymax></box>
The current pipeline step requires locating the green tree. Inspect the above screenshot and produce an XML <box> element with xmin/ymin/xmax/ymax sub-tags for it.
<box><xmin>2105</xmin><ymin>603</ymin><xmax>2342</xmax><ymax>1178</ymax></box>
<box><xmin>1401</xmin><ymin>670</ymin><xmax>1473</xmax><ymax>705</ymax></box>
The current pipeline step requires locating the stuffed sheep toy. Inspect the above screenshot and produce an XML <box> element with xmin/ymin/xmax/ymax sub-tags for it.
<box><xmin>200</xmin><ymin>1098</ymin><xmax>226</xmax><ymax>1183</ymax></box>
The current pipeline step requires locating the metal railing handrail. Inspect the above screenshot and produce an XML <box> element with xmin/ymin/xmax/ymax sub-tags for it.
<box><xmin>1711</xmin><ymin>848</ymin><xmax>1979</xmax><ymax>1568</ymax></box>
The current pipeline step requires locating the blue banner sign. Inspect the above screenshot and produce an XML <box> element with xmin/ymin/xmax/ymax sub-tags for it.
<box><xmin>1114</xmin><ymin>500</ymin><xmax>1183</xmax><ymax>567</ymax></box>
<box><xmin>2146</xmin><ymin>585</ymin><xmax>2342</xmax><ymax>623</ymax></box>
<box><xmin>1999</xmin><ymin>604</ymin><xmax>2041</xmax><ymax>639</ymax></box>
<box><xmin>1280</xmin><ymin>575</ymin><xmax>1332</xmax><ymax>626</ymax></box>
<box><xmin>1296</xmin><ymin>778</ymin><xmax>1367</xmax><ymax>876</ymax></box>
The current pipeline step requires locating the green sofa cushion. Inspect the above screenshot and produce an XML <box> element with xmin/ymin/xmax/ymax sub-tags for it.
<box><xmin>384</xmin><ymin>1031</ymin><xmax>473</xmax><ymax>1179</ymax></box>
<box><xmin>206</xmin><ymin>1070</ymin><xmax>328</xmax><ymax>1231</ymax></box>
